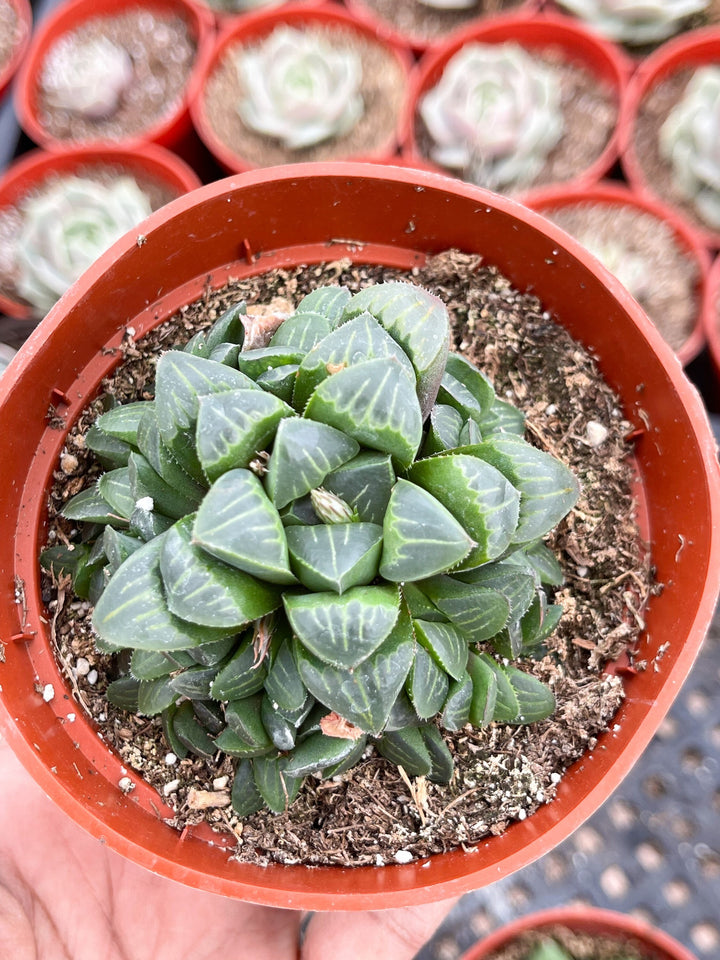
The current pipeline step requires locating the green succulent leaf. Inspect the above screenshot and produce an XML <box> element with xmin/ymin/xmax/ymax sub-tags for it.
<box><xmin>284</xmin><ymin>584</ymin><xmax>400</xmax><ymax>670</ymax></box>
<box><xmin>196</xmin><ymin>389</ymin><xmax>293</xmax><ymax>483</ymax></box>
<box><xmin>129</xmin><ymin>505</ymin><xmax>173</xmax><ymax>542</ymax></box>
<box><xmin>235</xmin><ymin>346</ymin><xmax>304</xmax><ymax>380</ymax></box>
<box><xmin>256</xmin><ymin>364</ymin><xmax>299</xmax><ymax>403</ymax></box>
<box><xmin>253</xmin><ymin>756</ymin><xmax>303</xmax><ymax>814</ymax></box>
<box><xmin>418</xmin><ymin>576</ymin><xmax>511</xmax><ymax>643</ymax></box>
<box><xmin>283</xmin><ymin>730</ymin><xmax>363</xmax><ymax>778</ymax></box>
<box><xmin>161</xmin><ymin>703</ymin><xmax>190</xmax><ymax>759</ymax></box>
<box><xmin>172</xmin><ymin>699</ymin><xmax>217</xmax><ymax>759</ymax></box>
<box><xmin>193</xmin><ymin>469</ymin><xmax>295</xmax><ymax>584</ymax></box>
<box><xmin>516</xmin><ymin>541</ymin><xmax>565</xmax><ymax>586</ymax></box>
<box><xmin>61</xmin><ymin>485</ymin><xmax>121</xmax><ymax>525</ymax></box>
<box><xmin>209</xmin><ymin>633</ymin><xmax>267</xmax><ymax>701</ymax></box>
<box><xmin>264</xmin><ymin>635</ymin><xmax>309</xmax><ymax>715</ymax></box>
<box><xmin>97</xmin><ymin>467</ymin><xmax>135</xmax><ymax>520</ymax></box>
<box><xmin>269</xmin><ymin>310</ymin><xmax>332</xmax><ymax>351</ymax></box>
<box><xmin>231</xmin><ymin>759</ymin><xmax>264</xmax><ymax>817</ymax></box>
<box><xmin>413</xmin><ymin>618</ymin><xmax>468</xmax><ymax>681</ymax></box>
<box><xmin>261</xmin><ymin>695</ymin><xmax>297</xmax><ymax>752</ymax></box>
<box><xmin>452</xmin><ymin>561</ymin><xmax>536</xmax><ymax>622</ymax></box>
<box><xmin>441</xmin><ymin>673</ymin><xmax>473</xmax><ymax>731</ymax></box>
<box><xmin>303</xmin><ymin>357</ymin><xmax>423</xmax><ymax>469</ymax></box>
<box><xmin>186</xmin><ymin>634</ymin><xmax>238</xmax><ymax>667</ymax></box>
<box><xmin>296</xmin><ymin>284</ymin><xmax>351</xmax><ymax>325</ymax></box>
<box><xmin>485</xmin><ymin>657</ymin><xmax>520</xmax><ymax>724</ymax></box>
<box><xmin>323</xmin><ymin>451</ymin><xmax>395</xmax><ymax>525</ymax></box>
<box><xmin>225</xmin><ymin>694</ymin><xmax>274</xmax><ymax>750</ymax></box>
<box><xmin>505</xmin><ymin>665</ymin><xmax>556</xmax><ymax>723</ymax></box>
<box><xmin>437</xmin><ymin>353</ymin><xmax>495</xmax><ymax>423</ymax></box>
<box><xmin>376</xmin><ymin>726</ymin><xmax>432</xmax><ymax>778</ymax></box>
<box><xmin>380</xmin><ymin>479</ymin><xmax>475</xmax><ymax>581</ymax></box>
<box><xmin>136</xmin><ymin>405</ymin><xmax>208</xmax><ymax>503</ymax></box>
<box><xmin>194</xmin><ymin>699</ymin><xmax>225</xmax><ymax>735</ymax></box>
<box><xmin>264</xmin><ymin>417</ymin><xmax>359</xmax><ymax>509</ymax></box>
<box><xmin>95</xmin><ymin>401</ymin><xmax>148</xmax><ymax>445</ymax></box>
<box><xmin>168</xmin><ymin>663</ymin><xmax>218</xmax><ymax>700</ymax></box>
<box><xmin>421</xmin><ymin>724</ymin><xmax>455</xmax><ymax>783</ymax></box>
<box><xmin>130</xmin><ymin>648</ymin><xmax>194</xmax><ymax>681</ymax></box>
<box><xmin>85</xmin><ymin>424</ymin><xmax>134</xmax><ymax>468</ymax></box>
<box><xmin>406</xmin><ymin>644</ymin><xmax>450</xmax><ymax>720</ymax></box>
<box><xmin>128</xmin><ymin>452</ymin><xmax>200</xmax><ymax>520</ymax></box>
<box><xmin>467</xmin><ymin>651</ymin><xmax>499</xmax><ymax>727</ymax></box>
<box><xmin>105</xmin><ymin>675</ymin><xmax>141</xmax><ymax>711</ymax></box>
<box><xmin>206</xmin><ymin>300</ymin><xmax>247</xmax><ymax>351</ymax></box>
<box><xmin>209</xmin><ymin>343</ymin><xmax>241</xmax><ymax>367</ymax></box>
<box><xmin>422</xmin><ymin>403</ymin><xmax>465</xmax><ymax>455</ymax></box>
<box><xmin>408</xmin><ymin>453</ymin><xmax>520</xmax><ymax>566</ymax></box>
<box><xmin>341</xmin><ymin>281</ymin><xmax>449</xmax><ymax>418</ymax></box>
<box><xmin>103</xmin><ymin>527</ymin><xmax>143</xmax><ymax>574</ymax></box>
<box><xmin>295</xmin><ymin>605</ymin><xmax>415</xmax><ymax>735</ymax></box>
<box><xmin>478</xmin><ymin>397</ymin><xmax>526</xmax><ymax>438</ymax></box>
<box><xmin>383</xmin><ymin>691</ymin><xmax>422</xmax><ymax>732</ymax></box>
<box><xmin>138</xmin><ymin>676</ymin><xmax>177</xmax><ymax>716</ymax></box>
<box><xmin>214</xmin><ymin>725</ymin><xmax>272</xmax><ymax>759</ymax></box>
<box><xmin>286</xmin><ymin>522</ymin><xmax>383</xmax><ymax>594</ymax></box>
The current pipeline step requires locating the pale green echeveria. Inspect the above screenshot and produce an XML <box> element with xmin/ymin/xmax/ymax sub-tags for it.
<box><xmin>419</xmin><ymin>42</ymin><xmax>563</xmax><ymax>192</ymax></box>
<box><xmin>659</xmin><ymin>66</ymin><xmax>720</xmax><ymax>229</ymax></box>
<box><xmin>555</xmin><ymin>0</ymin><xmax>709</xmax><ymax>44</ymax></box>
<box><xmin>16</xmin><ymin>176</ymin><xmax>152</xmax><ymax>316</ymax></box>
<box><xmin>40</xmin><ymin>34</ymin><xmax>134</xmax><ymax>119</ymax></box>
<box><xmin>235</xmin><ymin>25</ymin><xmax>364</xmax><ymax>150</ymax></box>
<box><xmin>577</xmin><ymin>235</ymin><xmax>651</xmax><ymax>303</ymax></box>
<box><xmin>48</xmin><ymin>281</ymin><xmax>580</xmax><ymax>816</ymax></box>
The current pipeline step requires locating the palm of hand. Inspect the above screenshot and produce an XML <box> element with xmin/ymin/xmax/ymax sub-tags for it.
<box><xmin>0</xmin><ymin>737</ymin><xmax>455</xmax><ymax>960</ymax></box>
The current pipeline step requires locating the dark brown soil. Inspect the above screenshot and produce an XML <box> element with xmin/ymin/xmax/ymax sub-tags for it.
<box><xmin>44</xmin><ymin>251</ymin><xmax>654</xmax><ymax>867</ymax></box>
<box><xmin>632</xmin><ymin>67</ymin><xmax>716</xmax><ymax>235</ymax></box>
<box><xmin>349</xmin><ymin>0</ymin><xmax>528</xmax><ymax>45</ymax></box>
<box><xmin>0</xmin><ymin>0</ymin><xmax>19</xmax><ymax>72</ymax></box>
<box><xmin>414</xmin><ymin>52</ymin><xmax>618</xmax><ymax>194</ymax></box>
<box><xmin>35</xmin><ymin>9</ymin><xmax>196</xmax><ymax>144</ymax></box>
<box><xmin>485</xmin><ymin>925</ymin><xmax>652</xmax><ymax>960</ymax></box>
<box><xmin>541</xmin><ymin>201</ymin><xmax>700</xmax><ymax>354</ymax></box>
<box><xmin>201</xmin><ymin>23</ymin><xmax>407</xmax><ymax>167</ymax></box>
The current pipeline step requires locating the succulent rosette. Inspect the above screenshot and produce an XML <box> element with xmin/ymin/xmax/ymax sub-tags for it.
<box><xmin>659</xmin><ymin>65</ymin><xmax>720</xmax><ymax>229</ymax></box>
<box><xmin>15</xmin><ymin>175</ymin><xmax>152</xmax><ymax>315</ymax></box>
<box><xmin>419</xmin><ymin>42</ymin><xmax>563</xmax><ymax>191</ymax></box>
<box><xmin>40</xmin><ymin>34</ymin><xmax>134</xmax><ymax>120</ymax></box>
<box><xmin>555</xmin><ymin>0</ymin><xmax>709</xmax><ymax>44</ymax></box>
<box><xmin>235</xmin><ymin>25</ymin><xmax>364</xmax><ymax>150</ymax></box>
<box><xmin>46</xmin><ymin>280</ymin><xmax>580</xmax><ymax>816</ymax></box>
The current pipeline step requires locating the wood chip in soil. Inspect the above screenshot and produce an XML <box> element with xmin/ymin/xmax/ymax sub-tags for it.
<box><xmin>201</xmin><ymin>23</ymin><xmax>407</xmax><ymax>167</ymax></box>
<box><xmin>413</xmin><ymin>53</ymin><xmax>617</xmax><ymax>194</ymax></box>
<box><xmin>43</xmin><ymin>251</ymin><xmax>655</xmax><ymax>868</ymax></box>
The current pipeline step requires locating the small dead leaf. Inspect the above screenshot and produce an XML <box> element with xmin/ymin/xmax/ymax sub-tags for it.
<box><xmin>187</xmin><ymin>788</ymin><xmax>231</xmax><ymax>810</ymax></box>
<box><xmin>320</xmin><ymin>712</ymin><xmax>365</xmax><ymax>741</ymax></box>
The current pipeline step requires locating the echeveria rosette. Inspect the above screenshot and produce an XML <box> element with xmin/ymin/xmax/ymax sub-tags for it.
<box><xmin>40</xmin><ymin>34</ymin><xmax>134</xmax><ymax>119</ymax></box>
<box><xmin>47</xmin><ymin>281</ymin><xmax>580</xmax><ymax>817</ymax></box>
<box><xmin>659</xmin><ymin>66</ymin><xmax>720</xmax><ymax>230</ymax></box>
<box><xmin>15</xmin><ymin>175</ymin><xmax>152</xmax><ymax>316</ymax></box>
<box><xmin>235</xmin><ymin>26</ymin><xmax>364</xmax><ymax>151</ymax></box>
<box><xmin>555</xmin><ymin>0</ymin><xmax>709</xmax><ymax>44</ymax></box>
<box><xmin>419</xmin><ymin>42</ymin><xmax>563</xmax><ymax>192</ymax></box>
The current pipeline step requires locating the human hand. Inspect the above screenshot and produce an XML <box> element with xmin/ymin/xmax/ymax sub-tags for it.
<box><xmin>0</xmin><ymin>735</ymin><xmax>456</xmax><ymax>960</ymax></box>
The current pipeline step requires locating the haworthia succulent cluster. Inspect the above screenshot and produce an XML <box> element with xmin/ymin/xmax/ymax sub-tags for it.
<box><xmin>555</xmin><ymin>0</ymin><xmax>709</xmax><ymax>44</ymax></box>
<box><xmin>659</xmin><ymin>66</ymin><xmax>720</xmax><ymax>229</ymax></box>
<box><xmin>46</xmin><ymin>281</ymin><xmax>579</xmax><ymax>817</ymax></box>
<box><xmin>419</xmin><ymin>42</ymin><xmax>563</xmax><ymax>192</ymax></box>
<box><xmin>235</xmin><ymin>25</ymin><xmax>364</xmax><ymax>151</ymax></box>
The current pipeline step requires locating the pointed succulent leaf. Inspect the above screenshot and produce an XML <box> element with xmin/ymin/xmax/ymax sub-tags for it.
<box><xmin>284</xmin><ymin>584</ymin><xmax>400</xmax><ymax>669</ymax></box>
<box><xmin>438</xmin><ymin>353</ymin><xmax>495</xmax><ymax>423</ymax></box>
<box><xmin>505</xmin><ymin>665</ymin><xmax>555</xmax><ymax>723</ymax></box>
<box><xmin>406</xmin><ymin>644</ymin><xmax>450</xmax><ymax>719</ymax></box>
<box><xmin>235</xmin><ymin>346</ymin><xmax>304</xmax><ymax>380</ymax></box>
<box><xmin>97</xmin><ymin>467</ymin><xmax>135</xmax><ymax>520</ymax></box>
<box><xmin>376</xmin><ymin>726</ymin><xmax>432</xmax><ymax>778</ymax></box>
<box><xmin>172</xmin><ymin>700</ymin><xmax>217</xmax><ymax>759</ymax></box>
<box><xmin>261</xmin><ymin>695</ymin><xmax>297</xmax><ymax>752</ymax></box>
<box><xmin>105</xmin><ymin>675</ymin><xmax>140</xmax><ymax>711</ymax></box>
<box><xmin>129</xmin><ymin>505</ymin><xmax>173</xmax><ymax>542</ymax></box>
<box><xmin>286</xmin><ymin>522</ymin><xmax>383</xmax><ymax>593</ymax></box>
<box><xmin>61</xmin><ymin>485</ymin><xmax>122</xmax><ymax>525</ymax></box>
<box><xmin>484</xmin><ymin>657</ymin><xmax>520</xmax><ymax>723</ymax></box>
<box><xmin>304</xmin><ymin>357</ymin><xmax>423</xmax><ymax>469</ymax></box>
<box><xmin>193</xmin><ymin>699</ymin><xmax>225</xmax><ymax>735</ymax></box>
<box><xmin>453</xmin><ymin>561</ymin><xmax>536</xmax><ymax>621</ymax></box>
<box><xmin>130</xmin><ymin>648</ymin><xmax>194</xmax><ymax>681</ymax></box>
<box><xmin>103</xmin><ymin>527</ymin><xmax>143</xmax><ymax>574</ymax></box>
<box><xmin>466</xmin><ymin>437</ymin><xmax>580</xmax><ymax>544</ymax></box>
<box><xmin>296</xmin><ymin>284</ymin><xmax>351</xmax><ymax>324</ymax></box>
<box><xmin>264</xmin><ymin>417</ymin><xmax>359</xmax><ymax>509</ymax></box>
<box><xmin>518</xmin><ymin>541</ymin><xmax>565</xmax><ymax>586</ymax></box>
<box><xmin>95</xmin><ymin>401</ymin><xmax>148</xmax><ymax>445</ymax></box>
<box><xmin>128</xmin><ymin>452</ymin><xmax>199</xmax><ymax>520</ymax></box>
<box><xmin>231</xmin><ymin>759</ymin><xmax>264</xmax><ymax>817</ymax></box>
<box><xmin>193</xmin><ymin>469</ymin><xmax>295</xmax><ymax>584</ymax></box>
<box><xmin>401</xmin><ymin>582</ymin><xmax>447</xmax><ymax>622</ymax></box>
<box><xmin>422</xmin><ymin>403</ymin><xmax>465</xmax><ymax>455</ymax></box>
<box><xmin>408</xmin><ymin>453</ymin><xmax>520</xmax><ymax>566</ymax></box>
<box><xmin>168</xmin><ymin>663</ymin><xmax>218</xmax><ymax>700</ymax></box>
<box><xmin>186</xmin><ymin>634</ymin><xmax>237</xmax><ymax>667</ymax></box>
<box><xmin>136</xmin><ymin>405</ymin><xmax>208</xmax><ymax>504</ymax></box>
<box><xmin>214</xmin><ymin>725</ymin><xmax>273</xmax><ymax>759</ymax></box>
<box><xmin>205</xmin><ymin>299</ymin><xmax>246</xmax><ymax>351</ymax></box>
<box><xmin>92</xmin><ymin>536</ymin><xmax>231</xmax><ymax>651</ymax></box>
<box><xmin>419</xmin><ymin>576</ymin><xmax>511</xmax><ymax>643</ymax></box>
<box><xmin>283</xmin><ymin>730</ymin><xmax>361</xmax><ymax>778</ymax></box>
<box><xmin>161</xmin><ymin>703</ymin><xmax>190</xmax><ymax>760</ymax></box>
<box><xmin>269</xmin><ymin>310</ymin><xmax>332</xmax><ymax>351</ymax></box>
<box><xmin>137</xmin><ymin>676</ymin><xmax>177</xmax><ymax>716</ymax></box>
<box><xmin>264</xmin><ymin>636</ymin><xmax>308</xmax><ymax>715</ymax></box>
<box><xmin>467</xmin><ymin>651</ymin><xmax>498</xmax><ymax>727</ymax></box>
<box><xmin>279</xmin><ymin>495</ymin><xmax>320</xmax><ymax>527</ymax></box>
<box><xmin>256</xmin><ymin>364</ymin><xmax>299</xmax><ymax>403</ymax></box>
<box><xmin>322</xmin><ymin>450</ymin><xmax>396</xmax><ymax>526</ymax></box>
<box><xmin>85</xmin><ymin>424</ymin><xmax>134</xmax><ymax>468</ymax></box>
<box><xmin>458</xmin><ymin>418</ymin><xmax>483</xmax><ymax>446</ymax></box>
<box><xmin>40</xmin><ymin>542</ymin><xmax>90</xmax><ymax>583</ymax></box>
<box><xmin>209</xmin><ymin>342</ymin><xmax>241</xmax><ymax>367</ymax></box>
<box><xmin>421</xmin><ymin>724</ymin><xmax>454</xmax><ymax>783</ymax></box>
<box><xmin>441</xmin><ymin>672</ymin><xmax>473</xmax><ymax>731</ymax></box>
<box><xmin>478</xmin><ymin>396</ymin><xmax>526</xmax><ymax>438</ymax></box>
<box><xmin>341</xmin><ymin>281</ymin><xmax>450</xmax><ymax>417</ymax></box>
<box><xmin>183</xmin><ymin>330</ymin><xmax>210</xmax><ymax>358</ymax></box>
<box><xmin>209</xmin><ymin>634</ymin><xmax>267</xmax><ymax>701</ymax></box>
<box><xmin>295</xmin><ymin>606</ymin><xmax>415</xmax><ymax>735</ymax></box>
<box><xmin>196</xmin><ymin>388</ymin><xmax>294</xmax><ymax>482</ymax></box>
<box><xmin>293</xmin><ymin>310</ymin><xmax>415</xmax><ymax>412</ymax></box>
<box><xmin>385</xmin><ymin>690</ymin><xmax>423</xmax><ymax>732</ymax></box>
<box><xmin>380</xmin><ymin>479</ymin><xmax>475</xmax><ymax>581</ymax></box>
<box><xmin>225</xmin><ymin>695</ymin><xmax>273</xmax><ymax>750</ymax></box>
<box><xmin>253</xmin><ymin>756</ymin><xmax>303</xmax><ymax>814</ymax></box>
<box><xmin>414</xmin><ymin>618</ymin><xmax>468</xmax><ymax>681</ymax></box>
<box><xmin>322</xmin><ymin>736</ymin><xmax>368</xmax><ymax>777</ymax></box>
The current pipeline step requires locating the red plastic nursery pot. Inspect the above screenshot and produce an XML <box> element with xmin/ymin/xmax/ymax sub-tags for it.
<box><xmin>702</xmin><ymin>253</ymin><xmax>720</xmax><ymax>396</ymax></box>
<box><xmin>343</xmin><ymin>0</ymin><xmax>541</xmax><ymax>55</ymax></box>
<box><xmin>13</xmin><ymin>0</ymin><xmax>215</xmax><ymax>154</ymax></box>
<box><xmin>0</xmin><ymin>162</ymin><xmax>719</xmax><ymax>910</ymax></box>
<box><xmin>458</xmin><ymin>907</ymin><xmax>699</xmax><ymax>960</ymax></box>
<box><xmin>189</xmin><ymin>1</ymin><xmax>414</xmax><ymax>174</ymax></box>
<box><xmin>0</xmin><ymin>0</ymin><xmax>32</xmax><ymax>102</ymax></box>
<box><xmin>0</xmin><ymin>143</ymin><xmax>203</xmax><ymax>321</ymax></box>
<box><xmin>399</xmin><ymin>12</ymin><xmax>632</xmax><ymax>190</ymax></box>
<box><xmin>523</xmin><ymin>180</ymin><xmax>711</xmax><ymax>367</ymax></box>
<box><xmin>620</xmin><ymin>27</ymin><xmax>720</xmax><ymax>250</ymax></box>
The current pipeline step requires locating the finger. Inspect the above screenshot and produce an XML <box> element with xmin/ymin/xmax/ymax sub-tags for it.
<box><xmin>301</xmin><ymin>897</ymin><xmax>458</xmax><ymax>960</ymax></box>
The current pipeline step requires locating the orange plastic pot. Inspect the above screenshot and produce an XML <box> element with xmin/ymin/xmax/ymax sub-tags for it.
<box><xmin>190</xmin><ymin>1</ymin><xmax>413</xmax><ymax>174</ymax></box>
<box><xmin>620</xmin><ymin>27</ymin><xmax>720</xmax><ymax>250</ymax></box>
<box><xmin>343</xmin><ymin>0</ymin><xmax>541</xmax><ymax>55</ymax></box>
<box><xmin>14</xmin><ymin>0</ymin><xmax>214</xmax><ymax>155</ymax></box>
<box><xmin>459</xmin><ymin>907</ymin><xmax>699</xmax><ymax>960</ymax></box>
<box><xmin>702</xmin><ymin>253</ymin><xmax>720</xmax><ymax>398</ymax></box>
<box><xmin>0</xmin><ymin>162</ymin><xmax>719</xmax><ymax>910</ymax></box>
<box><xmin>0</xmin><ymin>0</ymin><xmax>32</xmax><ymax>102</ymax></box>
<box><xmin>523</xmin><ymin>180</ymin><xmax>711</xmax><ymax>366</ymax></box>
<box><xmin>399</xmin><ymin>12</ymin><xmax>632</xmax><ymax>189</ymax></box>
<box><xmin>0</xmin><ymin>143</ymin><xmax>202</xmax><ymax>320</ymax></box>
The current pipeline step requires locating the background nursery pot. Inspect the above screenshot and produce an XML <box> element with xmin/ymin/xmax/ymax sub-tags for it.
<box><xmin>0</xmin><ymin>163</ymin><xmax>719</xmax><ymax>910</ymax></box>
<box><xmin>702</xmin><ymin>253</ymin><xmax>720</xmax><ymax>400</ymax></box>
<box><xmin>458</xmin><ymin>906</ymin><xmax>699</xmax><ymax>960</ymax></box>
<box><xmin>0</xmin><ymin>143</ymin><xmax>202</xmax><ymax>321</ymax></box>
<box><xmin>523</xmin><ymin>180</ymin><xmax>710</xmax><ymax>366</ymax></box>
<box><xmin>0</xmin><ymin>0</ymin><xmax>31</xmax><ymax>102</ymax></box>
<box><xmin>14</xmin><ymin>0</ymin><xmax>214</xmax><ymax>155</ymax></box>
